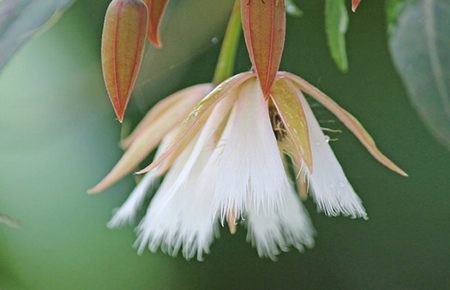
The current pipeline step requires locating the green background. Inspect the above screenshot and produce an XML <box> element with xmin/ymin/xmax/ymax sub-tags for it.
<box><xmin>0</xmin><ymin>0</ymin><xmax>448</xmax><ymax>289</ymax></box>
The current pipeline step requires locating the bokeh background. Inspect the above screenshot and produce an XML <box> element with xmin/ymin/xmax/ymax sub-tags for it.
<box><xmin>0</xmin><ymin>0</ymin><xmax>448</xmax><ymax>289</ymax></box>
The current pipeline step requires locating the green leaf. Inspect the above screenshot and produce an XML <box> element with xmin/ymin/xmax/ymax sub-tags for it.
<box><xmin>386</xmin><ymin>0</ymin><xmax>407</xmax><ymax>36</ymax></box>
<box><xmin>0</xmin><ymin>0</ymin><xmax>75</xmax><ymax>72</ymax></box>
<box><xmin>286</xmin><ymin>0</ymin><xmax>303</xmax><ymax>17</ymax></box>
<box><xmin>389</xmin><ymin>0</ymin><xmax>450</xmax><ymax>150</ymax></box>
<box><xmin>325</xmin><ymin>0</ymin><xmax>349</xmax><ymax>72</ymax></box>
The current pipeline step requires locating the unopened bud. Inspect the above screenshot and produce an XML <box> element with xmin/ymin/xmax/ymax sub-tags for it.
<box><xmin>144</xmin><ymin>0</ymin><xmax>169</xmax><ymax>47</ymax></box>
<box><xmin>241</xmin><ymin>0</ymin><xmax>286</xmax><ymax>96</ymax></box>
<box><xmin>101</xmin><ymin>0</ymin><xmax>148</xmax><ymax>122</ymax></box>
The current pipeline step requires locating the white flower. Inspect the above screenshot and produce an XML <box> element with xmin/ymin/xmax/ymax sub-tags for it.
<box><xmin>91</xmin><ymin>72</ymin><xmax>406</xmax><ymax>260</ymax></box>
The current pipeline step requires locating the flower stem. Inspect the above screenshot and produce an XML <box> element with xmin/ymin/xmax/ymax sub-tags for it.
<box><xmin>212</xmin><ymin>0</ymin><xmax>242</xmax><ymax>85</ymax></box>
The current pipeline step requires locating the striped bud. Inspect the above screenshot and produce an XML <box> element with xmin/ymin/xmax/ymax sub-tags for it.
<box><xmin>241</xmin><ymin>0</ymin><xmax>286</xmax><ymax>96</ymax></box>
<box><xmin>144</xmin><ymin>0</ymin><xmax>169</xmax><ymax>47</ymax></box>
<box><xmin>101</xmin><ymin>0</ymin><xmax>148</xmax><ymax>122</ymax></box>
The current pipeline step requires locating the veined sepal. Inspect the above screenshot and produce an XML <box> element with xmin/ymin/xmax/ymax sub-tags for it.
<box><xmin>241</xmin><ymin>0</ymin><xmax>286</xmax><ymax>96</ymax></box>
<box><xmin>120</xmin><ymin>84</ymin><xmax>213</xmax><ymax>149</ymax></box>
<box><xmin>281</xmin><ymin>72</ymin><xmax>407</xmax><ymax>177</ymax></box>
<box><xmin>136</xmin><ymin>72</ymin><xmax>255</xmax><ymax>174</ymax></box>
<box><xmin>101</xmin><ymin>0</ymin><xmax>148</xmax><ymax>122</ymax></box>
<box><xmin>88</xmin><ymin>84</ymin><xmax>210</xmax><ymax>194</ymax></box>
<box><xmin>270</xmin><ymin>77</ymin><xmax>313</xmax><ymax>172</ymax></box>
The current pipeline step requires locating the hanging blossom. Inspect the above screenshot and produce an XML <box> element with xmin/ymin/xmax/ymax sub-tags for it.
<box><xmin>91</xmin><ymin>0</ymin><xmax>405</xmax><ymax>260</ymax></box>
<box><xmin>91</xmin><ymin>70</ymin><xmax>405</xmax><ymax>260</ymax></box>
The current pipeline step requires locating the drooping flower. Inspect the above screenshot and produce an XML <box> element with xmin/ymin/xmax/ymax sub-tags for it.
<box><xmin>91</xmin><ymin>71</ymin><xmax>405</xmax><ymax>260</ymax></box>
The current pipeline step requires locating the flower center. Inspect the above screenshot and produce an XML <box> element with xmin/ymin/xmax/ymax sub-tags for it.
<box><xmin>268</xmin><ymin>101</ymin><xmax>287</xmax><ymax>142</ymax></box>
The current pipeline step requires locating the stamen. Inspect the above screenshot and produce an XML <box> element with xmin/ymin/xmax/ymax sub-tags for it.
<box><xmin>227</xmin><ymin>209</ymin><xmax>238</xmax><ymax>235</ymax></box>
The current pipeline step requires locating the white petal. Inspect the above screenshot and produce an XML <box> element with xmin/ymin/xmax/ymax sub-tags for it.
<box><xmin>164</xmin><ymin>89</ymin><xmax>236</xmax><ymax>199</ymax></box>
<box><xmin>107</xmin><ymin>130</ymin><xmax>178</xmax><ymax>229</ymax></box>
<box><xmin>246</xmin><ymin>187</ymin><xmax>315</xmax><ymax>260</ymax></box>
<box><xmin>298</xmin><ymin>92</ymin><xmax>367</xmax><ymax>219</ymax></box>
<box><xmin>135</xmin><ymin>128</ymin><xmax>219</xmax><ymax>260</ymax></box>
<box><xmin>107</xmin><ymin>171</ymin><xmax>157</xmax><ymax>229</ymax></box>
<box><xmin>212</xmin><ymin>79</ymin><xmax>289</xmax><ymax>221</ymax></box>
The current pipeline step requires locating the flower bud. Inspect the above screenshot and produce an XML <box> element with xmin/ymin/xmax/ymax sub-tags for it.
<box><xmin>144</xmin><ymin>0</ymin><xmax>169</xmax><ymax>47</ymax></box>
<box><xmin>101</xmin><ymin>0</ymin><xmax>148</xmax><ymax>122</ymax></box>
<box><xmin>241</xmin><ymin>0</ymin><xmax>286</xmax><ymax>96</ymax></box>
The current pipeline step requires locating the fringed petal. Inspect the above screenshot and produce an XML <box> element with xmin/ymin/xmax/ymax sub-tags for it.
<box><xmin>107</xmin><ymin>129</ymin><xmax>178</xmax><ymax>228</ymax></box>
<box><xmin>211</xmin><ymin>79</ymin><xmax>289</xmax><ymax>222</ymax></box>
<box><xmin>246</xmin><ymin>186</ymin><xmax>315</xmax><ymax>260</ymax></box>
<box><xmin>298</xmin><ymin>90</ymin><xmax>368</xmax><ymax>219</ymax></box>
<box><xmin>135</xmin><ymin>123</ymin><xmax>220</xmax><ymax>260</ymax></box>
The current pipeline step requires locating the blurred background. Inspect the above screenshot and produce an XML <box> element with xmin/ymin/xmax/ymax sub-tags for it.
<box><xmin>0</xmin><ymin>0</ymin><xmax>448</xmax><ymax>289</ymax></box>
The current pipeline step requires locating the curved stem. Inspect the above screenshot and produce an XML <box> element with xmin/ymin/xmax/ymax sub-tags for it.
<box><xmin>212</xmin><ymin>0</ymin><xmax>242</xmax><ymax>85</ymax></box>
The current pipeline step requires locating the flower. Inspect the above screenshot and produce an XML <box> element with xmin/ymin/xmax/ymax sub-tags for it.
<box><xmin>91</xmin><ymin>71</ymin><xmax>405</xmax><ymax>260</ymax></box>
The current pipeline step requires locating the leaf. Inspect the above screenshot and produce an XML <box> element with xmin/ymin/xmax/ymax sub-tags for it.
<box><xmin>285</xmin><ymin>0</ymin><xmax>302</xmax><ymax>17</ymax></box>
<box><xmin>389</xmin><ymin>0</ymin><xmax>450</xmax><ymax>150</ymax></box>
<box><xmin>241</xmin><ymin>0</ymin><xmax>286</xmax><ymax>96</ymax></box>
<box><xmin>386</xmin><ymin>0</ymin><xmax>407</xmax><ymax>36</ymax></box>
<box><xmin>101</xmin><ymin>0</ymin><xmax>148</xmax><ymax>123</ymax></box>
<box><xmin>144</xmin><ymin>0</ymin><xmax>169</xmax><ymax>47</ymax></box>
<box><xmin>0</xmin><ymin>0</ymin><xmax>74</xmax><ymax>72</ymax></box>
<box><xmin>325</xmin><ymin>0</ymin><xmax>349</xmax><ymax>72</ymax></box>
